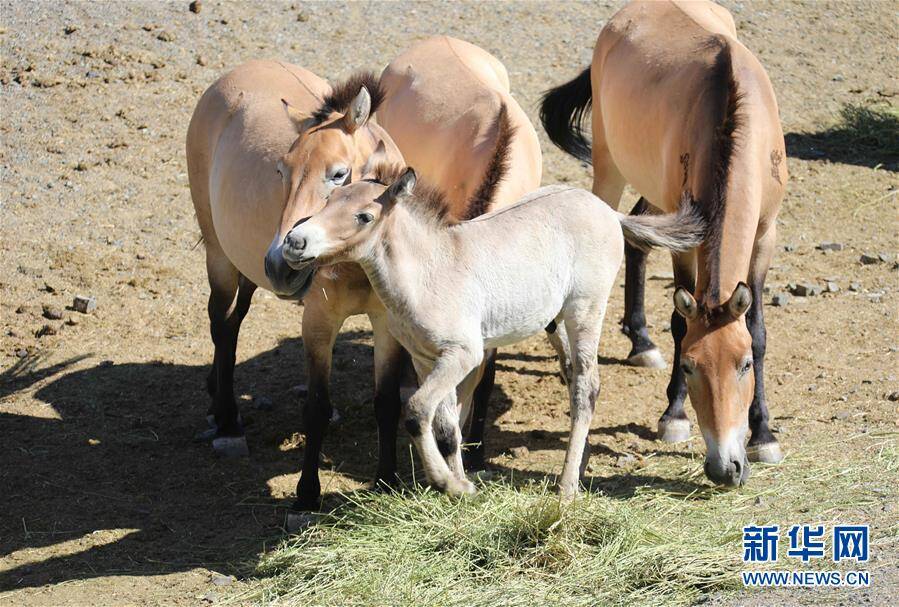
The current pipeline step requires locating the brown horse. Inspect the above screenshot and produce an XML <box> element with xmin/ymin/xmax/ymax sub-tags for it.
<box><xmin>187</xmin><ymin>40</ymin><xmax>541</xmax><ymax>511</ymax></box>
<box><xmin>540</xmin><ymin>0</ymin><xmax>785</xmax><ymax>486</ymax></box>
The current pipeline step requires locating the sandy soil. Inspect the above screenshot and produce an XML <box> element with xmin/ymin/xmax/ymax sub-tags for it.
<box><xmin>1</xmin><ymin>1</ymin><xmax>896</xmax><ymax>605</ymax></box>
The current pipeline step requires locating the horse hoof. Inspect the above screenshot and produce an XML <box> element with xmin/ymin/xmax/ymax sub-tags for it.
<box><xmin>286</xmin><ymin>510</ymin><xmax>321</xmax><ymax>533</ymax></box>
<box><xmin>212</xmin><ymin>435</ymin><xmax>249</xmax><ymax>457</ymax></box>
<box><xmin>657</xmin><ymin>418</ymin><xmax>691</xmax><ymax>442</ymax></box>
<box><xmin>445</xmin><ymin>477</ymin><xmax>477</xmax><ymax>496</ymax></box>
<box><xmin>747</xmin><ymin>441</ymin><xmax>783</xmax><ymax>464</ymax></box>
<box><xmin>627</xmin><ymin>348</ymin><xmax>666</xmax><ymax>369</ymax></box>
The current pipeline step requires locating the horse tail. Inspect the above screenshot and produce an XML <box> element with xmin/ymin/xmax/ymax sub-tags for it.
<box><xmin>539</xmin><ymin>66</ymin><xmax>593</xmax><ymax>164</ymax></box>
<box><xmin>617</xmin><ymin>194</ymin><xmax>707</xmax><ymax>253</ymax></box>
<box><xmin>465</xmin><ymin>103</ymin><xmax>515</xmax><ymax>219</ymax></box>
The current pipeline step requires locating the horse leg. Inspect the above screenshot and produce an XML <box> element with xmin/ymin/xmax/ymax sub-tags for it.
<box><xmin>545</xmin><ymin>318</ymin><xmax>572</xmax><ymax>384</ymax></box>
<box><xmin>406</xmin><ymin>349</ymin><xmax>481</xmax><ymax>495</ymax></box>
<box><xmin>293</xmin><ymin>299</ymin><xmax>343</xmax><ymax>511</ymax></box>
<box><xmin>622</xmin><ymin>198</ymin><xmax>666</xmax><ymax>368</ymax></box>
<box><xmin>461</xmin><ymin>349</ymin><xmax>496</xmax><ymax>472</ymax></box>
<box><xmin>558</xmin><ymin>309</ymin><xmax>603</xmax><ymax>499</ymax></box>
<box><xmin>369</xmin><ymin>312</ymin><xmax>405</xmax><ymax>489</ymax></box>
<box><xmin>745</xmin><ymin>225</ymin><xmax>783</xmax><ymax>464</ymax></box>
<box><xmin>206</xmin><ymin>248</ymin><xmax>257</xmax><ymax>456</ymax></box>
<box><xmin>657</xmin><ymin>251</ymin><xmax>696</xmax><ymax>442</ymax></box>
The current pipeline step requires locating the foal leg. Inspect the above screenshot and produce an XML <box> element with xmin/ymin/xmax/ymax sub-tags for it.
<box><xmin>657</xmin><ymin>251</ymin><xmax>696</xmax><ymax>443</ymax></box>
<box><xmin>461</xmin><ymin>349</ymin><xmax>495</xmax><ymax>472</ymax></box>
<box><xmin>745</xmin><ymin>225</ymin><xmax>783</xmax><ymax>464</ymax></box>
<box><xmin>369</xmin><ymin>312</ymin><xmax>405</xmax><ymax>489</ymax></box>
<box><xmin>206</xmin><ymin>252</ymin><xmax>257</xmax><ymax>456</ymax></box>
<box><xmin>293</xmin><ymin>298</ymin><xmax>344</xmax><ymax>511</ymax></box>
<box><xmin>622</xmin><ymin>198</ymin><xmax>666</xmax><ymax>368</ymax></box>
<box><xmin>558</xmin><ymin>310</ymin><xmax>603</xmax><ymax>499</ymax></box>
<box><xmin>406</xmin><ymin>348</ymin><xmax>481</xmax><ymax>495</ymax></box>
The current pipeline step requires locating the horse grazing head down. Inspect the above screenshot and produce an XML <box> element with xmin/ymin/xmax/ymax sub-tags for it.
<box><xmin>264</xmin><ymin>72</ymin><xmax>401</xmax><ymax>297</ymax></box>
<box><xmin>673</xmin><ymin>283</ymin><xmax>755</xmax><ymax>486</ymax></box>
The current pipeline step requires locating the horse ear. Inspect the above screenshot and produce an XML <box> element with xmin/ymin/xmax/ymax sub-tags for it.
<box><xmin>281</xmin><ymin>98</ymin><xmax>315</xmax><ymax>132</ymax></box>
<box><xmin>361</xmin><ymin>141</ymin><xmax>388</xmax><ymax>179</ymax></box>
<box><xmin>727</xmin><ymin>282</ymin><xmax>752</xmax><ymax>318</ymax></box>
<box><xmin>343</xmin><ymin>86</ymin><xmax>371</xmax><ymax>133</ymax></box>
<box><xmin>385</xmin><ymin>167</ymin><xmax>416</xmax><ymax>206</ymax></box>
<box><xmin>673</xmin><ymin>287</ymin><xmax>699</xmax><ymax>321</ymax></box>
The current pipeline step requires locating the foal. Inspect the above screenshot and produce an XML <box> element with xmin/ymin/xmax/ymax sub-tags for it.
<box><xmin>280</xmin><ymin>166</ymin><xmax>704</xmax><ymax>497</ymax></box>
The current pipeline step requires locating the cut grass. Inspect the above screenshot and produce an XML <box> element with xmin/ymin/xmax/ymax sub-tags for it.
<box><xmin>239</xmin><ymin>432</ymin><xmax>897</xmax><ymax>607</ymax></box>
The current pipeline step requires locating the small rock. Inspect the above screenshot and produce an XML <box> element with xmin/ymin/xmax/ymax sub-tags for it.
<box><xmin>887</xmin><ymin>391</ymin><xmax>899</xmax><ymax>402</ymax></box>
<box><xmin>63</xmin><ymin>24</ymin><xmax>77</xmax><ymax>35</ymax></box>
<box><xmin>771</xmin><ymin>292</ymin><xmax>791</xmax><ymax>306</ymax></box>
<box><xmin>156</xmin><ymin>30</ymin><xmax>174</xmax><ymax>42</ymax></box>
<box><xmin>66</xmin><ymin>316</ymin><xmax>79</xmax><ymax>326</ymax></box>
<box><xmin>833</xmin><ymin>411</ymin><xmax>851</xmax><ymax>421</ymax></box>
<box><xmin>860</xmin><ymin>254</ymin><xmax>880</xmax><ymax>265</ymax></box>
<box><xmin>508</xmin><ymin>446</ymin><xmax>529</xmax><ymax>459</ymax></box>
<box><xmin>196</xmin><ymin>54</ymin><xmax>208</xmax><ymax>66</ymax></box>
<box><xmin>789</xmin><ymin>283</ymin><xmax>822</xmax><ymax>297</ymax></box>
<box><xmin>615</xmin><ymin>453</ymin><xmax>637</xmax><ymax>468</ymax></box>
<box><xmin>73</xmin><ymin>295</ymin><xmax>97</xmax><ymax>314</ymax></box>
<box><xmin>878</xmin><ymin>253</ymin><xmax>894</xmax><ymax>263</ymax></box>
<box><xmin>189</xmin><ymin>0</ymin><xmax>202</xmax><ymax>13</ymax></box>
<box><xmin>35</xmin><ymin>324</ymin><xmax>57</xmax><ymax>337</ymax></box>
<box><xmin>290</xmin><ymin>384</ymin><xmax>308</xmax><ymax>397</ymax></box>
<box><xmin>816</xmin><ymin>242</ymin><xmax>843</xmax><ymax>251</ymax></box>
<box><xmin>754</xmin><ymin>496</ymin><xmax>766</xmax><ymax>506</ymax></box>
<box><xmin>210</xmin><ymin>574</ymin><xmax>234</xmax><ymax>587</ymax></box>
<box><xmin>825</xmin><ymin>281</ymin><xmax>840</xmax><ymax>293</ymax></box>
<box><xmin>42</xmin><ymin>305</ymin><xmax>64</xmax><ymax>320</ymax></box>
<box><xmin>15</xmin><ymin>348</ymin><xmax>28</xmax><ymax>359</ymax></box>
<box><xmin>783</xmin><ymin>243</ymin><xmax>797</xmax><ymax>252</ymax></box>
<box><xmin>297</xmin><ymin>11</ymin><xmax>309</xmax><ymax>22</ymax></box>
<box><xmin>255</xmin><ymin>396</ymin><xmax>273</xmax><ymax>411</ymax></box>
<box><xmin>201</xmin><ymin>590</ymin><xmax>218</xmax><ymax>603</ymax></box>
<box><xmin>849</xmin><ymin>282</ymin><xmax>862</xmax><ymax>292</ymax></box>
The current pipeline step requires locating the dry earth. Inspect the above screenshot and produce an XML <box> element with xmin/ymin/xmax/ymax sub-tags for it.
<box><xmin>1</xmin><ymin>1</ymin><xmax>897</xmax><ymax>606</ymax></box>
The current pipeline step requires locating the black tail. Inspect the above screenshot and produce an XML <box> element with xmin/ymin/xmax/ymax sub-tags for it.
<box><xmin>539</xmin><ymin>67</ymin><xmax>593</xmax><ymax>164</ymax></box>
<box><xmin>465</xmin><ymin>103</ymin><xmax>515</xmax><ymax>219</ymax></box>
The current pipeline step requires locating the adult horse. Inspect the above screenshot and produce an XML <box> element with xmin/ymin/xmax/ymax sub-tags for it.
<box><xmin>378</xmin><ymin>35</ymin><xmax>543</xmax><ymax>470</ymax></box>
<box><xmin>540</xmin><ymin>0</ymin><xmax>785</xmax><ymax>486</ymax></box>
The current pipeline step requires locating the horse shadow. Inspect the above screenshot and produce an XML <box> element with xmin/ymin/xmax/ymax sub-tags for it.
<box><xmin>784</xmin><ymin>103</ymin><xmax>899</xmax><ymax>171</ymax></box>
<box><xmin>0</xmin><ymin>331</ymin><xmax>391</xmax><ymax>591</ymax></box>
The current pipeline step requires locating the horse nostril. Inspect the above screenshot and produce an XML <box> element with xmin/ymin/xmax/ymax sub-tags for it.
<box><xmin>732</xmin><ymin>459</ymin><xmax>742</xmax><ymax>475</ymax></box>
<box><xmin>285</xmin><ymin>233</ymin><xmax>306</xmax><ymax>252</ymax></box>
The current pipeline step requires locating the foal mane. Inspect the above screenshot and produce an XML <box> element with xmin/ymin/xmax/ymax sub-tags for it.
<box><xmin>311</xmin><ymin>71</ymin><xmax>386</xmax><ymax>124</ymax></box>
<box><xmin>700</xmin><ymin>35</ymin><xmax>745</xmax><ymax>304</ymax></box>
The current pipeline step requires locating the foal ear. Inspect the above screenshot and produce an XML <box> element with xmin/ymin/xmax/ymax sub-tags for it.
<box><xmin>281</xmin><ymin>99</ymin><xmax>315</xmax><ymax>132</ymax></box>
<box><xmin>385</xmin><ymin>167</ymin><xmax>417</xmax><ymax>205</ymax></box>
<box><xmin>673</xmin><ymin>287</ymin><xmax>699</xmax><ymax>321</ymax></box>
<box><xmin>343</xmin><ymin>86</ymin><xmax>372</xmax><ymax>133</ymax></box>
<box><xmin>361</xmin><ymin>141</ymin><xmax>388</xmax><ymax>179</ymax></box>
<box><xmin>726</xmin><ymin>282</ymin><xmax>753</xmax><ymax>318</ymax></box>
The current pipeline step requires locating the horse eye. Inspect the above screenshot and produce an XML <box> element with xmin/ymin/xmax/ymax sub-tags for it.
<box><xmin>356</xmin><ymin>212</ymin><xmax>374</xmax><ymax>225</ymax></box>
<box><xmin>680</xmin><ymin>363</ymin><xmax>694</xmax><ymax>376</ymax></box>
<box><xmin>739</xmin><ymin>359</ymin><xmax>753</xmax><ymax>376</ymax></box>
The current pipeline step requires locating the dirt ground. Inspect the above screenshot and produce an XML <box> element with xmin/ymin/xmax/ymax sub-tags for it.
<box><xmin>1</xmin><ymin>1</ymin><xmax>896</xmax><ymax>605</ymax></box>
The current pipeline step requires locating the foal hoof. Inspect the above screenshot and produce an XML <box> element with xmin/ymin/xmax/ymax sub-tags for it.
<box><xmin>747</xmin><ymin>441</ymin><xmax>783</xmax><ymax>464</ymax></box>
<box><xmin>445</xmin><ymin>477</ymin><xmax>477</xmax><ymax>496</ymax></box>
<box><xmin>212</xmin><ymin>435</ymin><xmax>249</xmax><ymax>458</ymax></box>
<box><xmin>286</xmin><ymin>510</ymin><xmax>322</xmax><ymax>533</ymax></box>
<box><xmin>657</xmin><ymin>417</ymin><xmax>691</xmax><ymax>442</ymax></box>
<box><xmin>627</xmin><ymin>348</ymin><xmax>666</xmax><ymax>369</ymax></box>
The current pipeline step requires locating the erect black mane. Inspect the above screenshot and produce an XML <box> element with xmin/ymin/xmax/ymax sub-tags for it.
<box><xmin>311</xmin><ymin>71</ymin><xmax>385</xmax><ymax>124</ymax></box>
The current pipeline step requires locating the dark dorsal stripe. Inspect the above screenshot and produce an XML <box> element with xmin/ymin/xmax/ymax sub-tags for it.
<box><xmin>463</xmin><ymin>103</ymin><xmax>516</xmax><ymax>220</ymax></box>
<box><xmin>700</xmin><ymin>35</ymin><xmax>744</xmax><ymax>305</ymax></box>
<box><xmin>312</xmin><ymin>71</ymin><xmax>386</xmax><ymax>125</ymax></box>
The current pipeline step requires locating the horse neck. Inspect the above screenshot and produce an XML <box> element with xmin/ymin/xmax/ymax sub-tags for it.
<box><xmin>357</xmin><ymin>205</ymin><xmax>455</xmax><ymax>317</ymax></box>
<box><xmin>693</xmin><ymin>135</ymin><xmax>763</xmax><ymax>306</ymax></box>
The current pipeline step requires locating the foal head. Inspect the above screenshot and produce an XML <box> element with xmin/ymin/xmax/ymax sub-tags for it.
<box><xmin>280</xmin><ymin>165</ymin><xmax>418</xmax><ymax>269</ymax></box>
<box><xmin>673</xmin><ymin>284</ymin><xmax>754</xmax><ymax>487</ymax></box>
<box><xmin>264</xmin><ymin>72</ymin><xmax>401</xmax><ymax>297</ymax></box>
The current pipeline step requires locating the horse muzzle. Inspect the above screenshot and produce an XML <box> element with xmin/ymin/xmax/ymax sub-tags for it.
<box><xmin>704</xmin><ymin>452</ymin><xmax>750</xmax><ymax>487</ymax></box>
<box><xmin>264</xmin><ymin>239</ymin><xmax>315</xmax><ymax>300</ymax></box>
